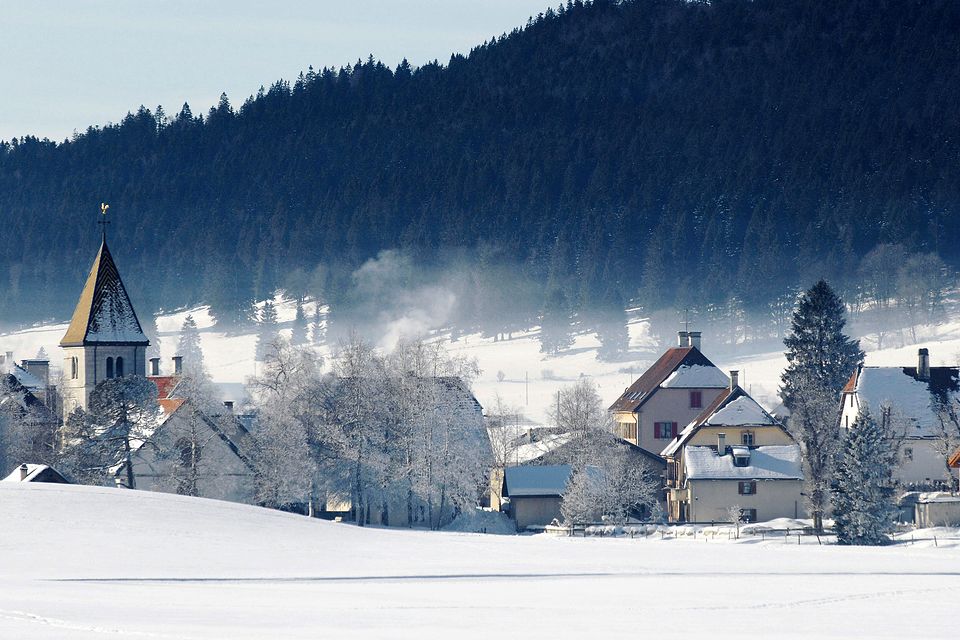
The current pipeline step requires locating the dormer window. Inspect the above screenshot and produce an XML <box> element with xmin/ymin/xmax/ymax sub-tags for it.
<box><xmin>732</xmin><ymin>446</ymin><xmax>751</xmax><ymax>467</ymax></box>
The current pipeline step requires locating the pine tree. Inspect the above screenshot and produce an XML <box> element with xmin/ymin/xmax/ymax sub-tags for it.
<box><xmin>291</xmin><ymin>299</ymin><xmax>308</xmax><ymax>345</ymax></box>
<box><xmin>539</xmin><ymin>288</ymin><xmax>574</xmax><ymax>355</ymax></box>
<box><xmin>781</xmin><ymin>280</ymin><xmax>865</xmax><ymax>406</ymax></box>
<box><xmin>312</xmin><ymin>302</ymin><xmax>324</xmax><ymax>345</ymax></box>
<box><xmin>780</xmin><ymin>280</ymin><xmax>864</xmax><ymax>533</ymax></box>
<box><xmin>255</xmin><ymin>301</ymin><xmax>279</xmax><ymax>361</ymax></box>
<box><xmin>833</xmin><ymin>407</ymin><xmax>899</xmax><ymax>545</ymax></box>
<box><xmin>177</xmin><ymin>314</ymin><xmax>205</xmax><ymax>376</ymax></box>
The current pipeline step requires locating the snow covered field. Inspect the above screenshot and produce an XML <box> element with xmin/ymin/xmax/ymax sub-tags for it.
<box><xmin>1</xmin><ymin>483</ymin><xmax>958</xmax><ymax>639</ymax></box>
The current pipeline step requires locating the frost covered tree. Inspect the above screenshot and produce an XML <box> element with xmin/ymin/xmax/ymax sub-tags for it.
<box><xmin>177</xmin><ymin>314</ymin><xmax>205</xmax><ymax>376</ymax></box>
<box><xmin>255</xmin><ymin>301</ymin><xmax>279</xmax><ymax>361</ymax></box>
<box><xmin>833</xmin><ymin>407</ymin><xmax>899</xmax><ymax>545</ymax></box>
<box><xmin>780</xmin><ymin>280</ymin><xmax>864</xmax><ymax>533</ymax></box>
<box><xmin>64</xmin><ymin>376</ymin><xmax>159</xmax><ymax>488</ymax></box>
<box><xmin>249</xmin><ymin>339</ymin><xmax>320</xmax><ymax>509</ymax></box>
<box><xmin>548</xmin><ymin>378</ymin><xmax>612</xmax><ymax>470</ymax></box>
<box><xmin>311</xmin><ymin>302</ymin><xmax>324</xmax><ymax>344</ymax></box>
<box><xmin>0</xmin><ymin>376</ymin><xmax>55</xmax><ymax>475</ymax></box>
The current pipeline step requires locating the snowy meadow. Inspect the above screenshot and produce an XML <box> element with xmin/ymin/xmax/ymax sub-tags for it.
<box><xmin>1</xmin><ymin>483</ymin><xmax>958</xmax><ymax>639</ymax></box>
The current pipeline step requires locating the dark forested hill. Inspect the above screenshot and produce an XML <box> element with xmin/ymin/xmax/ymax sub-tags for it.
<box><xmin>2</xmin><ymin>0</ymin><xmax>958</xmax><ymax>338</ymax></box>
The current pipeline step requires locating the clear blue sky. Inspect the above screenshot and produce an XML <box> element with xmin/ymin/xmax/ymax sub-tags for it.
<box><xmin>0</xmin><ymin>1</ymin><xmax>555</xmax><ymax>142</ymax></box>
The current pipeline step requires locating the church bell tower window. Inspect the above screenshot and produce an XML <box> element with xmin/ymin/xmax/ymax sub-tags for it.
<box><xmin>106</xmin><ymin>357</ymin><xmax>114</xmax><ymax>379</ymax></box>
<box><xmin>116</xmin><ymin>357</ymin><xmax>124</xmax><ymax>377</ymax></box>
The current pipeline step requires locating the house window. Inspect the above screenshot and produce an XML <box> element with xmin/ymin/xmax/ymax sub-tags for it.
<box><xmin>740</xmin><ymin>508</ymin><xmax>757</xmax><ymax>523</ymax></box>
<box><xmin>655</xmin><ymin>422</ymin><xmax>678</xmax><ymax>439</ymax></box>
<box><xmin>904</xmin><ymin>447</ymin><xmax>913</xmax><ymax>462</ymax></box>
<box><xmin>116</xmin><ymin>357</ymin><xmax>124</xmax><ymax>377</ymax></box>
<box><xmin>689</xmin><ymin>391</ymin><xmax>702</xmax><ymax>409</ymax></box>
<box><xmin>738</xmin><ymin>481</ymin><xmax>757</xmax><ymax>495</ymax></box>
<box><xmin>733</xmin><ymin>454</ymin><xmax>750</xmax><ymax>468</ymax></box>
<box><xmin>741</xmin><ymin>431</ymin><xmax>754</xmax><ymax>446</ymax></box>
<box><xmin>71</xmin><ymin>357</ymin><xmax>78</xmax><ymax>379</ymax></box>
<box><xmin>617</xmin><ymin>422</ymin><xmax>638</xmax><ymax>441</ymax></box>
<box><xmin>106</xmin><ymin>357</ymin><xmax>114</xmax><ymax>379</ymax></box>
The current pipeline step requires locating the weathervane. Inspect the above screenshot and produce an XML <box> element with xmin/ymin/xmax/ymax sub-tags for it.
<box><xmin>99</xmin><ymin>202</ymin><xmax>110</xmax><ymax>240</ymax></box>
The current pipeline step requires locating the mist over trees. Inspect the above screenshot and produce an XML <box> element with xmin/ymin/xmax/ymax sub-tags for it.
<box><xmin>0</xmin><ymin>0</ymin><xmax>958</xmax><ymax>344</ymax></box>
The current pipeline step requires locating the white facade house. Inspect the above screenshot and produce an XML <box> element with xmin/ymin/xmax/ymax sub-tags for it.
<box><xmin>662</xmin><ymin>376</ymin><xmax>803</xmax><ymax>523</ymax></box>
<box><xmin>840</xmin><ymin>348</ymin><xmax>960</xmax><ymax>488</ymax></box>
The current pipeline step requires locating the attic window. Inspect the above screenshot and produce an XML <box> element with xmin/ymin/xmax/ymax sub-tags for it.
<box><xmin>741</xmin><ymin>431</ymin><xmax>754</xmax><ymax>446</ymax></box>
<box><xmin>732</xmin><ymin>446</ymin><xmax>750</xmax><ymax>467</ymax></box>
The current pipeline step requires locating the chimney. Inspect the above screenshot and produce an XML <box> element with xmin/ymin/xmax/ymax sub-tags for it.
<box><xmin>918</xmin><ymin>348</ymin><xmax>930</xmax><ymax>381</ymax></box>
<box><xmin>224</xmin><ymin>401</ymin><xmax>234</xmax><ymax>412</ymax></box>
<box><xmin>677</xmin><ymin>330</ymin><xmax>689</xmax><ymax>347</ymax></box>
<box><xmin>149</xmin><ymin>357</ymin><xmax>160</xmax><ymax>376</ymax></box>
<box><xmin>730</xmin><ymin>370</ymin><xmax>739</xmax><ymax>390</ymax></box>
<box><xmin>19</xmin><ymin>463</ymin><xmax>28</xmax><ymax>481</ymax></box>
<box><xmin>717</xmin><ymin>433</ymin><xmax>726</xmax><ymax>455</ymax></box>
<box><xmin>173</xmin><ymin>356</ymin><xmax>183</xmax><ymax>375</ymax></box>
<box><xmin>688</xmin><ymin>331</ymin><xmax>701</xmax><ymax>350</ymax></box>
<box><xmin>4</xmin><ymin>351</ymin><xmax>12</xmax><ymax>366</ymax></box>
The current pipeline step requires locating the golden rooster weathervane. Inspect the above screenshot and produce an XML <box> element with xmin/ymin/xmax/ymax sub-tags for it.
<box><xmin>99</xmin><ymin>202</ymin><xmax>110</xmax><ymax>240</ymax></box>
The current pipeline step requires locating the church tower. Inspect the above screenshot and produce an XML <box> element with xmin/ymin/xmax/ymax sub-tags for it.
<box><xmin>60</xmin><ymin>208</ymin><xmax>149</xmax><ymax>422</ymax></box>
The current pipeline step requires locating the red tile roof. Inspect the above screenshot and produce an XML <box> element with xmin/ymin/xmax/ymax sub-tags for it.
<box><xmin>842</xmin><ymin>369</ymin><xmax>859</xmax><ymax>394</ymax></box>
<box><xmin>159</xmin><ymin>397</ymin><xmax>185</xmax><ymax>418</ymax></box>
<box><xmin>608</xmin><ymin>347</ymin><xmax>721</xmax><ymax>413</ymax></box>
<box><xmin>150</xmin><ymin>375</ymin><xmax>181</xmax><ymax>400</ymax></box>
<box><xmin>949</xmin><ymin>448</ymin><xmax>960</xmax><ymax>469</ymax></box>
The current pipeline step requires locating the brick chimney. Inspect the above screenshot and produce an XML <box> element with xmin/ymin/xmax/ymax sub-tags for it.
<box><xmin>918</xmin><ymin>348</ymin><xmax>930</xmax><ymax>381</ymax></box>
<box><xmin>730</xmin><ymin>370</ymin><xmax>739</xmax><ymax>390</ymax></box>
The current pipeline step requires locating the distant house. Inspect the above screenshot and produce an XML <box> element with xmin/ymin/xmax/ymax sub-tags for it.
<box><xmin>117</xmin><ymin>368</ymin><xmax>257</xmax><ymax>504</ymax></box>
<box><xmin>840</xmin><ymin>348</ymin><xmax>960</xmax><ymax>488</ymax></box>
<box><xmin>3</xmin><ymin>463</ymin><xmax>70</xmax><ymax>484</ymax></box>
<box><xmin>609</xmin><ymin>331</ymin><xmax>729</xmax><ymax>456</ymax></box>
<box><xmin>662</xmin><ymin>375</ymin><xmax>803</xmax><ymax>523</ymax></box>
<box><xmin>501</xmin><ymin>465</ymin><xmax>573</xmax><ymax>530</ymax></box>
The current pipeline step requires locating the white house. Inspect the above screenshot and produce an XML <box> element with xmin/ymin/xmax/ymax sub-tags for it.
<box><xmin>840</xmin><ymin>348</ymin><xmax>960</xmax><ymax>488</ymax></box>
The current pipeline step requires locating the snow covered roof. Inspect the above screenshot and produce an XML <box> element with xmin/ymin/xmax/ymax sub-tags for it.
<box><xmin>10</xmin><ymin>364</ymin><xmax>44</xmax><ymax>390</ymax></box>
<box><xmin>704</xmin><ymin>395</ymin><xmax>779</xmax><ymax>427</ymax></box>
<box><xmin>684</xmin><ymin>445</ymin><xmax>803</xmax><ymax>481</ymax></box>
<box><xmin>854</xmin><ymin>366</ymin><xmax>959</xmax><ymax>438</ymax></box>
<box><xmin>507</xmin><ymin>433</ymin><xmax>573</xmax><ymax>465</ymax></box>
<box><xmin>661</xmin><ymin>364</ymin><xmax>730</xmax><ymax>389</ymax></box>
<box><xmin>61</xmin><ymin>239</ymin><xmax>149</xmax><ymax>347</ymax></box>
<box><xmin>917</xmin><ymin>492</ymin><xmax>960</xmax><ymax>504</ymax></box>
<box><xmin>609</xmin><ymin>347</ymin><xmax>725</xmax><ymax>413</ymax></box>
<box><xmin>503</xmin><ymin>465</ymin><xmax>572</xmax><ymax>497</ymax></box>
<box><xmin>661</xmin><ymin>387</ymin><xmax>786</xmax><ymax>458</ymax></box>
<box><xmin>2</xmin><ymin>464</ymin><xmax>69</xmax><ymax>483</ymax></box>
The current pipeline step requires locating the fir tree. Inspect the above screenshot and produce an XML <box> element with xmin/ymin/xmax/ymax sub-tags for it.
<box><xmin>781</xmin><ymin>280</ymin><xmax>864</xmax><ymax>406</ymax></box>
<box><xmin>291</xmin><ymin>299</ymin><xmax>308</xmax><ymax>345</ymax></box>
<box><xmin>780</xmin><ymin>280</ymin><xmax>864</xmax><ymax>534</ymax></box>
<box><xmin>177</xmin><ymin>314</ymin><xmax>205</xmax><ymax>376</ymax></box>
<box><xmin>833</xmin><ymin>407</ymin><xmax>899</xmax><ymax>545</ymax></box>
<box><xmin>311</xmin><ymin>302</ymin><xmax>324</xmax><ymax>345</ymax></box>
<box><xmin>539</xmin><ymin>288</ymin><xmax>574</xmax><ymax>355</ymax></box>
<box><xmin>255</xmin><ymin>301</ymin><xmax>279</xmax><ymax>361</ymax></box>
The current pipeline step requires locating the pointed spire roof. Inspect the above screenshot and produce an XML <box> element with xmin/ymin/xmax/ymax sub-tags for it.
<box><xmin>60</xmin><ymin>238</ymin><xmax>149</xmax><ymax>347</ymax></box>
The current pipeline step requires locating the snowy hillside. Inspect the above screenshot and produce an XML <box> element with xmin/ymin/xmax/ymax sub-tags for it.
<box><xmin>1</xmin><ymin>483</ymin><xmax>958</xmax><ymax>638</ymax></box>
<box><xmin>3</xmin><ymin>300</ymin><xmax>960</xmax><ymax>420</ymax></box>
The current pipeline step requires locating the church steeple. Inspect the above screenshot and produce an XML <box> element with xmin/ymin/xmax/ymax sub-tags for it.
<box><xmin>60</xmin><ymin>205</ymin><xmax>149</xmax><ymax>420</ymax></box>
<box><xmin>60</xmin><ymin>237</ymin><xmax>149</xmax><ymax>347</ymax></box>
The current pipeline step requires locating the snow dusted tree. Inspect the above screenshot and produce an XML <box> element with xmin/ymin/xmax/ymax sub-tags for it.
<box><xmin>65</xmin><ymin>376</ymin><xmax>159</xmax><ymax>488</ymax></box>
<box><xmin>248</xmin><ymin>339</ymin><xmax>319</xmax><ymax>509</ymax></box>
<box><xmin>727</xmin><ymin>504</ymin><xmax>744</xmax><ymax>539</ymax></box>
<box><xmin>255</xmin><ymin>301</ymin><xmax>279</xmax><ymax>361</ymax></box>
<box><xmin>833</xmin><ymin>407</ymin><xmax>899</xmax><ymax>545</ymax></box>
<box><xmin>177</xmin><ymin>314</ymin><xmax>205</xmax><ymax>376</ymax></box>
<box><xmin>932</xmin><ymin>397</ymin><xmax>960</xmax><ymax>490</ymax></box>
<box><xmin>780</xmin><ymin>280</ymin><xmax>864</xmax><ymax>533</ymax></box>
<box><xmin>291</xmin><ymin>298</ymin><xmax>308</xmax><ymax>346</ymax></box>
<box><xmin>0</xmin><ymin>376</ymin><xmax>55</xmax><ymax>475</ymax></box>
<box><xmin>552</xmin><ymin>378</ymin><xmax>661</xmax><ymax>524</ymax></box>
